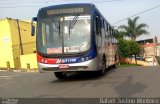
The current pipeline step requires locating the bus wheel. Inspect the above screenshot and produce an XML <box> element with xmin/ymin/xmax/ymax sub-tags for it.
<box><xmin>112</xmin><ymin>64</ymin><xmax>116</xmax><ymax>68</ymax></box>
<box><xmin>112</xmin><ymin>55</ymin><xmax>117</xmax><ymax>68</ymax></box>
<box><xmin>100</xmin><ymin>58</ymin><xmax>106</xmax><ymax>75</ymax></box>
<box><xmin>54</xmin><ymin>72</ymin><xmax>67</xmax><ymax>79</ymax></box>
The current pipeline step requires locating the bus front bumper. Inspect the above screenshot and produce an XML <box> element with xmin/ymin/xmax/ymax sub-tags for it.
<box><xmin>38</xmin><ymin>58</ymin><xmax>99</xmax><ymax>72</ymax></box>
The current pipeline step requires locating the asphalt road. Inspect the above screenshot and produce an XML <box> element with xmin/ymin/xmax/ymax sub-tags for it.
<box><xmin>0</xmin><ymin>66</ymin><xmax>160</xmax><ymax>98</ymax></box>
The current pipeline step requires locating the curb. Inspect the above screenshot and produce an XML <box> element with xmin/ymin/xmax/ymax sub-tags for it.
<box><xmin>0</xmin><ymin>68</ymin><xmax>38</xmax><ymax>73</ymax></box>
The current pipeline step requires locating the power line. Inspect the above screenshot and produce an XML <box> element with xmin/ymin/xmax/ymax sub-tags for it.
<box><xmin>113</xmin><ymin>4</ymin><xmax>160</xmax><ymax>25</ymax></box>
<box><xmin>0</xmin><ymin>6</ymin><xmax>43</xmax><ymax>8</ymax></box>
<box><xmin>0</xmin><ymin>2</ymin><xmax>46</xmax><ymax>5</ymax></box>
<box><xmin>0</xmin><ymin>0</ymin><xmax>122</xmax><ymax>7</ymax></box>
<box><xmin>92</xmin><ymin>0</ymin><xmax>122</xmax><ymax>3</ymax></box>
<box><xmin>0</xmin><ymin>0</ymin><xmax>65</xmax><ymax>4</ymax></box>
<box><xmin>0</xmin><ymin>0</ymin><xmax>121</xmax><ymax>4</ymax></box>
<box><xmin>0</xmin><ymin>0</ymin><xmax>81</xmax><ymax>4</ymax></box>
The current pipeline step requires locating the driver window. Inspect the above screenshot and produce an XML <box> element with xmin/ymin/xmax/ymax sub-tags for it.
<box><xmin>94</xmin><ymin>15</ymin><xmax>102</xmax><ymax>48</ymax></box>
<box><xmin>96</xmin><ymin>16</ymin><xmax>101</xmax><ymax>36</ymax></box>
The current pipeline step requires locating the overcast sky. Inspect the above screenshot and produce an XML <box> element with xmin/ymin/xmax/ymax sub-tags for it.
<box><xmin>0</xmin><ymin>0</ymin><xmax>160</xmax><ymax>41</ymax></box>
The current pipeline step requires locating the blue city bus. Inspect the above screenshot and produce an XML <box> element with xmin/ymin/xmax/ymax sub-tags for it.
<box><xmin>31</xmin><ymin>3</ymin><xmax>118</xmax><ymax>79</ymax></box>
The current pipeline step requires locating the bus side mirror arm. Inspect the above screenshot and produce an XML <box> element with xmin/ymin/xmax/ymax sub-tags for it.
<box><xmin>31</xmin><ymin>17</ymin><xmax>37</xmax><ymax>36</ymax></box>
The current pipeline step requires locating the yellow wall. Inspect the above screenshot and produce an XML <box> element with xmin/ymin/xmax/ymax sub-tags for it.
<box><xmin>0</xmin><ymin>18</ymin><xmax>37</xmax><ymax>68</ymax></box>
<box><xmin>0</xmin><ymin>19</ymin><xmax>15</xmax><ymax>68</ymax></box>
<box><xmin>20</xmin><ymin>54</ymin><xmax>37</xmax><ymax>69</ymax></box>
<box><xmin>122</xmin><ymin>58</ymin><xmax>159</xmax><ymax>66</ymax></box>
<box><xmin>8</xmin><ymin>18</ymin><xmax>36</xmax><ymax>55</ymax></box>
<box><xmin>9</xmin><ymin>18</ymin><xmax>36</xmax><ymax>68</ymax></box>
<box><xmin>129</xmin><ymin>59</ymin><xmax>148</xmax><ymax>66</ymax></box>
<box><xmin>144</xmin><ymin>47</ymin><xmax>155</xmax><ymax>57</ymax></box>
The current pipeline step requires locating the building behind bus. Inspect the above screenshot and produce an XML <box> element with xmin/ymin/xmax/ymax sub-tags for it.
<box><xmin>0</xmin><ymin>18</ymin><xmax>37</xmax><ymax>69</ymax></box>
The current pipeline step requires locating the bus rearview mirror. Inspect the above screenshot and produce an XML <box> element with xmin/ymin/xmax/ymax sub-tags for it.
<box><xmin>31</xmin><ymin>26</ymin><xmax>35</xmax><ymax>36</ymax></box>
<box><xmin>31</xmin><ymin>17</ymin><xmax>37</xmax><ymax>36</ymax></box>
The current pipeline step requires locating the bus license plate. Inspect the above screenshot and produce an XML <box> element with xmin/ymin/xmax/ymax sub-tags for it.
<box><xmin>59</xmin><ymin>64</ymin><xmax>69</xmax><ymax>69</ymax></box>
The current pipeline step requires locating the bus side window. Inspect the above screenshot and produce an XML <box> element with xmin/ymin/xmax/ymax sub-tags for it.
<box><xmin>104</xmin><ymin>21</ymin><xmax>107</xmax><ymax>31</ymax></box>
<box><xmin>94</xmin><ymin>15</ymin><xmax>102</xmax><ymax>49</ymax></box>
<box><xmin>111</xmin><ymin>29</ymin><xmax>113</xmax><ymax>45</ymax></box>
<box><xmin>102</xmin><ymin>19</ymin><xmax>106</xmax><ymax>38</ymax></box>
<box><xmin>96</xmin><ymin>15</ymin><xmax>101</xmax><ymax>36</ymax></box>
<box><xmin>107</xmin><ymin>25</ymin><xmax>110</xmax><ymax>37</ymax></box>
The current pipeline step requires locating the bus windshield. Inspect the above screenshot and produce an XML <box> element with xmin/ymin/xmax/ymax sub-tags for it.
<box><xmin>37</xmin><ymin>14</ymin><xmax>91</xmax><ymax>55</ymax></box>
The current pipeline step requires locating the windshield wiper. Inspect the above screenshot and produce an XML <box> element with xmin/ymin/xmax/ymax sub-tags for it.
<box><xmin>69</xmin><ymin>13</ymin><xmax>80</xmax><ymax>36</ymax></box>
<box><xmin>69</xmin><ymin>13</ymin><xmax>80</xmax><ymax>29</ymax></box>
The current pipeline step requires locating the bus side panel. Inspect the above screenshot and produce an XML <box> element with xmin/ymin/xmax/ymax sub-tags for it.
<box><xmin>91</xmin><ymin>7</ymin><xmax>104</xmax><ymax>70</ymax></box>
<box><xmin>92</xmin><ymin>5</ymin><xmax>117</xmax><ymax>68</ymax></box>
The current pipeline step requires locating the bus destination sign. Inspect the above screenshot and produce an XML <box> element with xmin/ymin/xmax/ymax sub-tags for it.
<box><xmin>47</xmin><ymin>8</ymin><xmax>84</xmax><ymax>15</ymax></box>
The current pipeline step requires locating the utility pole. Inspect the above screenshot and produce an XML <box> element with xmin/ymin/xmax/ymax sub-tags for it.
<box><xmin>16</xmin><ymin>19</ymin><xmax>23</xmax><ymax>55</ymax></box>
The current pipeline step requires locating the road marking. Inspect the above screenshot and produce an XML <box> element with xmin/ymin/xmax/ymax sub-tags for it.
<box><xmin>0</xmin><ymin>70</ymin><xmax>7</xmax><ymax>72</ymax></box>
<box><xmin>0</xmin><ymin>75</ymin><xmax>22</xmax><ymax>79</ymax></box>
<box><xmin>0</xmin><ymin>75</ymin><xmax>21</xmax><ymax>77</ymax></box>
<box><xmin>0</xmin><ymin>76</ymin><xmax>13</xmax><ymax>80</ymax></box>
<box><xmin>0</xmin><ymin>77</ymin><xmax>11</xmax><ymax>79</ymax></box>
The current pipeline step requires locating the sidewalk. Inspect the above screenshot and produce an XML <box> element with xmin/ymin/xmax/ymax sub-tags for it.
<box><xmin>0</xmin><ymin>67</ymin><xmax>38</xmax><ymax>72</ymax></box>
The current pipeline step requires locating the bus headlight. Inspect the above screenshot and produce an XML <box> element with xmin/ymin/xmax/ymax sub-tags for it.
<box><xmin>81</xmin><ymin>58</ymin><xmax>85</xmax><ymax>62</ymax></box>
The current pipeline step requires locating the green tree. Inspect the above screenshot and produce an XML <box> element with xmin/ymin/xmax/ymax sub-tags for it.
<box><xmin>118</xmin><ymin>39</ymin><xmax>141</xmax><ymax>64</ymax></box>
<box><xmin>118</xmin><ymin>16</ymin><xmax>149</xmax><ymax>41</ymax></box>
<box><xmin>118</xmin><ymin>39</ymin><xmax>129</xmax><ymax>58</ymax></box>
<box><xmin>128</xmin><ymin>40</ymin><xmax>141</xmax><ymax>64</ymax></box>
<box><xmin>115</xmin><ymin>30</ymin><xmax>124</xmax><ymax>40</ymax></box>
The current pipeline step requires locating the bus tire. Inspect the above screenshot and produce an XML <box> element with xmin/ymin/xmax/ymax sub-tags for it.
<box><xmin>54</xmin><ymin>72</ymin><xmax>67</xmax><ymax>79</ymax></box>
<box><xmin>112</xmin><ymin>64</ymin><xmax>116</xmax><ymax>68</ymax></box>
<box><xmin>112</xmin><ymin>55</ymin><xmax>117</xmax><ymax>68</ymax></box>
<box><xmin>99</xmin><ymin>57</ymin><xmax>106</xmax><ymax>75</ymax></box>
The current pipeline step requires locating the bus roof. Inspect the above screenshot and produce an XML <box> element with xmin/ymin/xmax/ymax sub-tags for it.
<box><xmin>38</xmin><ymin>3</ymin><xmax>114</xmax><ymax>33</ymax></box>
<box><xmin>40</xmin><ymin>3</ymin><xmax>94</xmax><ymax>10</ymax></box>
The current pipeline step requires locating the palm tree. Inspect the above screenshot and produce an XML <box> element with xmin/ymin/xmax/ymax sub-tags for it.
<box><xmin>118</xmin><ymin>16</ymin><xmax>149</xmax><ymax>41</ymax></box>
